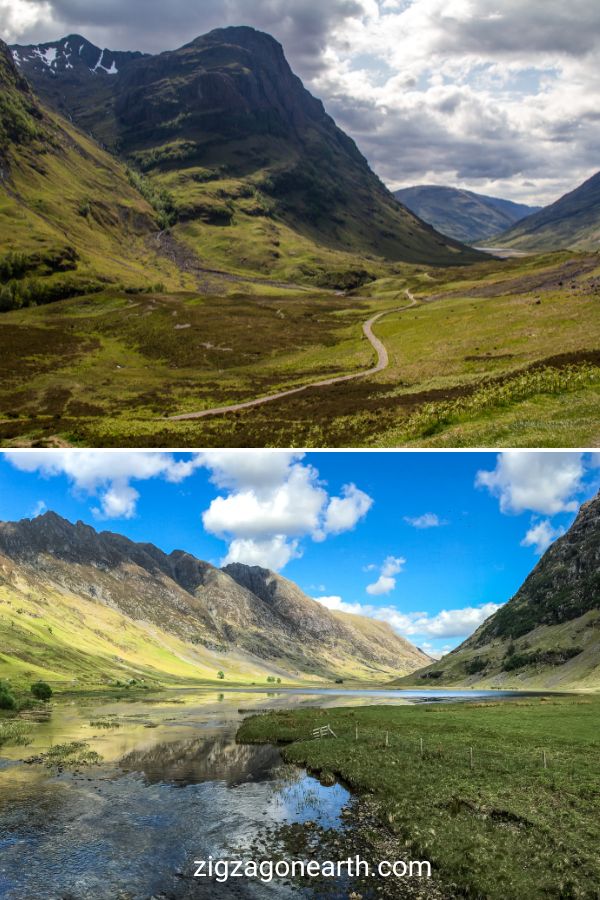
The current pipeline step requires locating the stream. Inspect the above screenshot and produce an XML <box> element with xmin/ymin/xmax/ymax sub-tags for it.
<box><xmin>0</xmin><ymin>688</ymin><xmax>524</xmax><ymax>899</ymax></box>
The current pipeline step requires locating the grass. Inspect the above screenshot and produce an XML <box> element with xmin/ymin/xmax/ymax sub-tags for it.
<box><xmin>27</xmin><ymin>740</ymin><xmax>103</xmax><ymax>768</ymax></box>
<box><xmin>0</xmin><ymin>717</ymin><xmax>32</xmax><ymax>747</ymax></box>
<box><xmin>237</xmin><ymin>696</ymin><xmax>600</xmax><ymax>899</ymax></box>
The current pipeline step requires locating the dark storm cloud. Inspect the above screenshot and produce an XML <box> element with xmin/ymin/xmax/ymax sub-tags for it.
<box><xmin>435</xmin><ymin>0</ymin><xmax>600</xmax><ymax>59</ymax></box>
<box><xmin>14</xmin><ymin>0</ymin><xmax>366</xmax><ymax>75</ymax></box>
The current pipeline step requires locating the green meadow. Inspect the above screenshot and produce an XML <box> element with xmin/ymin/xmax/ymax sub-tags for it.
<box><xmin>238</xmin><ymin>695</ymin><xmax>600</xmax><ymax>899</ymax></box>
<box><xmin>0</xmin><ymin>223</ymin><xmax>598</xmax><ymax>447</ymax></box>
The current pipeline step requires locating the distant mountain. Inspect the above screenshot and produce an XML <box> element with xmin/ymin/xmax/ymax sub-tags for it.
<box><xmin>397</xmin><ymin>492</ymin><xmax>600</xmax><ymax>690</ymax></box>
<box><xmin>394</xmin><ymin>185</ymin><xmax>541</xmax><ymax>244</ymax></box>
<box><xmin>496</xmin><ymin>171</ymin><xmax>600</xmax><ymax>251</ymax></box>
<box><xmin>0</xmin><ymin>512</ymin><xmax>429</xmax><ymax>689</ymax></box>
<box><xmin>10</xmin><ymin>27</ymin><xmax>482</xmax><ymax>270</ymax></box>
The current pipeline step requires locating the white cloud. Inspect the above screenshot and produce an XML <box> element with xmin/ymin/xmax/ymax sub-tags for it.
<box><xmin>520</xmin><ymin>519</ymin><xmax>564</xmax><ymax>555</ymax></box>
<box><xmin>404</xmin><ymin>512</ymin><xmax>445</xmax><ymax>528</ymax></box>
<box><xmin>420</xmin><ymin>641</ymin><xmax>453</xmax><ymax>660</ymax></box>
<box><xmin>366</xmin><ymin>555</ymin><xmax>405</xmax><ymax>595</ymax></box>
<box><xmin>4</xmin><ymin>450</ymin><xmax>201</xmax><ymax>520</ymax></box>
<box><xmin>30</xmin><ymin>499</ymin><xmax>47</xmax><ymax>517</ymax></box>
<box><xmin>315</xmin><ymin>594</ymin><xmax>502</xmax><ymax>639</ymax></box>
<box><xmin>476</xmin><ymin>452</ymin><xmax>584</xmax><ymax>515</ymax></box>
<box><xmin>320</xmin><ymin>483</ymin><xmax>373</xmax><ymax>537</ymax></box>
<box><xmin>199</xmin><ymin>452</ymin><xmax>373</xmax><ymax>570</ymax></box>
<box><xmin>223</xmin><ymin>536</ymin><xmax>300</xmax><ymax>570</ymax></box>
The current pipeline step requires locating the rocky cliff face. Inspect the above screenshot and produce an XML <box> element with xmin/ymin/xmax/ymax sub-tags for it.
<box><xmin>0</xmin><ymin>512</ymin><xmax>429</xmax><ymax>680</ymax></box>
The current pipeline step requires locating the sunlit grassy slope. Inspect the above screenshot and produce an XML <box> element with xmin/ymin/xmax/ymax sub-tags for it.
<box><xmin>0</xmin><ymin>574</ymin><xmax>406</xmax><ymax>691</ymax></box>
<box><xmin>0</xmin><ymin>43</ymin><xmax>189</xmax><ymax>295</ymax></box>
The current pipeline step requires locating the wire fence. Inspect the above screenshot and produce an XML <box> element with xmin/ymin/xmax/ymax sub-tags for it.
<box><xmin>310</xmin><ymin>723</ymin><xmax>599</xmax><ymax>782</ymax></box>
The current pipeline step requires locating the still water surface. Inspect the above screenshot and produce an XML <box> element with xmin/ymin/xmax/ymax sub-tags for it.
<box><xmin>0</xmin><ymin>688</ymin><xmax>522</xmax><ymax>899</ymax></box>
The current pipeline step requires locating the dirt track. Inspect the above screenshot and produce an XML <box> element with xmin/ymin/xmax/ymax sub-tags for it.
<box><xmin>168</xmin><ymin>291</ymin><xmax>417</xmax><ymax>421</ymax></box>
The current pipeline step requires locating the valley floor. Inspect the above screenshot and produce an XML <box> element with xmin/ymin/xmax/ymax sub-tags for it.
<box><xmin>238</xmin><ymin>694</ymin><xmax>600</xmax><ymax>899</ymax></box>
<box><xmin>0</xmin><ymin>249</ymin><xmax>598</xmax><ymax>447</ymax></box>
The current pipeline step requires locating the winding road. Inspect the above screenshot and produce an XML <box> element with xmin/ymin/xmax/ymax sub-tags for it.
<box><xmin>168</xmin><ymin>290</ymin><xmax>417</xmax><ymax>421</ymax></box>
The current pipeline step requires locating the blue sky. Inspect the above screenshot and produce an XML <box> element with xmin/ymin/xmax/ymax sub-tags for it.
<box><xmin>4</xmin><ymin>0</ymin><xmax>600</xmax><ymax>204</ymax></box>
<box><xmin>0</xmin><ymin>451</ymin><xmax>598</xmax><ymax>657</ymax></box>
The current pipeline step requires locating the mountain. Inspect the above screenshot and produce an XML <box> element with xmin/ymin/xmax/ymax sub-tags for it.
<box><xmin>0</xmin><ymin>37</ymin><xmax>183</xmax><ymax>307</ymax></box>
<box><xmin>495</xmin><ymin>171</ymin><xmax>600</xmax><ymax>251</ymax></box>
<box><xmin>397</xmin><ymin>492</ymin><xmax>600</xmax><ymax>690</ymax></box>
<box><xmin>10</xmin><ymin>27</ymin><xmax>482</xmax><ymax>275</ymax></box>
<box><xmin>0</xmin><ymin>511</ymin><xmax>429</xmax><ymax>689</ymax></box>
<box><xmin>394</xmin><ymin>185</ymin><xmax>541</xmax><ymax>244</ymax></box>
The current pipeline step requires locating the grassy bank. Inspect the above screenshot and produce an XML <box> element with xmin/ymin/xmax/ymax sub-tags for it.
<box><xmin>238</xmin><ymin>696</ymin><xmax>600</xmax><ymax>899</ymax></box>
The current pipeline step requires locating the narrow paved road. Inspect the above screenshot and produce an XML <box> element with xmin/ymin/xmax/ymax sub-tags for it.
<box><xmin>168</xmin><ymin>290</ymin><xmax>417</xmax><ymax>421</ymax></box>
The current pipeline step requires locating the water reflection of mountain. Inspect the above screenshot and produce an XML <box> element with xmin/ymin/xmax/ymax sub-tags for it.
<box><xmin>119</xmin><ymin>734</ymin><xmax>281</xmax><ymax>787</ymax></box>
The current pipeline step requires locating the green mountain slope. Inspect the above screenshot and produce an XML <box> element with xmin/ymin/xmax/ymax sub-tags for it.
<box><xmin>12</xmin><ymin>27</ymin><xmax>482</xmax><ymax>276</ymax></box>
<box><xmin>394</xmin><ymin>185</ymin><xmax>540</xmax><ymax>243</ymax></box>
<box><xmin>0</xmin><ymin>512</ymin><xmax>429</xmax><ymax>690</ymax></box>
<box><xmin>396</xmin><ymin>491</ymin><xmax>600</xmax><ymax>690</ymax></box>
<box><xmin>0</xmin><ymin>37</ymin><xmax>186</xmax><ymax>309</ymax></box>
<box><xmin>497</xmin><ymin>171</ymin><xmax>600</xmax><ymax>251</ymax></box>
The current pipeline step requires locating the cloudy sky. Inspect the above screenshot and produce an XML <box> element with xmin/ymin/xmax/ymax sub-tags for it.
<box><xmin>2</xmin><ymin>0</ymin><xmax>599</xmax><ymax>204</ymax></box>
<box><xmin>1</xmin><ymin>450</ymin><xmax>598</xmax><ymax>657</ymax></box>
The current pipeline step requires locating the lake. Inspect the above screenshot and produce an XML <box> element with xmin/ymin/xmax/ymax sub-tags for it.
<box><xmin>0</xmin><ymin>687</ymin><xmax>525</xmax><ymax>899</ymax></box>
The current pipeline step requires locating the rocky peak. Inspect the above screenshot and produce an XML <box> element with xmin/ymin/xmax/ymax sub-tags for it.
<box><xmin>10</xmin><ymin>34</ymin><xmax>146</xmax><ymax>79</ymax></box>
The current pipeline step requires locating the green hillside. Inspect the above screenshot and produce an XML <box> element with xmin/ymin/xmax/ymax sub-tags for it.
<box><xmin>396</xmin><ymin>491</ymin><xmax>600</xmax><ymax>690</ymax></box>
<box><xmin>0</xmin><ymin>37</ymin><xmax>189</xmax><ymax>309</ymax></box>
<box><xmin>497</xmin><ymin>170</ymin><xmax>600</xmax><ymax>251</ymax></box>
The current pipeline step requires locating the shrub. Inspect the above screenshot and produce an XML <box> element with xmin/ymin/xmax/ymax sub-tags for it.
<box><xmin>126</xmin><ymin>167</ymin><xmax>178</xmax><ymax>228</ymax></box>
<box><xmin>465</xmin><ymin>657</ymin><xmax>488</xmax><ymax>675</ymax></box>
<box><xmin>217</xmin><ymin>670</ymin><xmax>224</xmax><ymax>680</ymax></box>
<box><xmin>0</xmin><ymin>684</ymin><xmax>17</xmax><ymax>710</ymax></box>
<box><xmin>30</xmin><ymin>681</ymin><xmax>52</xmax><ymax>701</ymax></box>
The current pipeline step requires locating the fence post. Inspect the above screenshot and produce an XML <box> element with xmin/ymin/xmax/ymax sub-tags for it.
<box><xmin>420</xmin><ymin>737</ymin><xmax>424</xmax><ymax>758</ymax></box>
<box><xmin>355</xmin><ymin>725</ymin><xmax>358</xmax><ymax>741</ymax></box>
<box><xmin>385</xmin><ymin>731</ymin><xmax>389</xmax><ymax>748</ymax></box>
<box><xmin>469</xmin><ymin>747</ymin><xmax>474</xmax><ymax>769</ymax></box>
<box><xmin>542</xmin><ymin>750</ymin><xmax>547</xmax><ymax>769</ymax></box>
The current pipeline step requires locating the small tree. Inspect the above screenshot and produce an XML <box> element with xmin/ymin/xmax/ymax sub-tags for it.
<box><xmin>217</xmin><ymin>670</ymin><xmax>225</xmax><ymax>680</ymax></box>
<box><xmin>30</xmin><ymin>681</ymin><xmax>53</xmax><ymax>701</ymax></box>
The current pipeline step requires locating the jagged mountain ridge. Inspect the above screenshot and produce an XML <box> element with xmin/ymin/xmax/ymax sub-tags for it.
<box><xmin>496</xmin><ymin>170</ymin><xmax>600</xmax><ymax>251</ymax></box>
<box><xmin>398</xmin><ymin>492</ymin><xmax>600</xmax><ymax>689</ymax></box>
<box><xmin>10</xmin><ymin>26</ymin><xmax>482</xmax><ymax>267</ymax></box>
<box><xmin>0</xmin><ymin>512</ymin><xmax>429</xmax><ymax>686</ymax></box>
<box><xmin>394</xmin><ymin>185</ymin><xmax>541</xmax><ymax>244</ymax></box>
